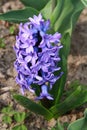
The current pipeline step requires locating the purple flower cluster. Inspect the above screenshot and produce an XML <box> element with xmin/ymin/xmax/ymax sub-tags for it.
<box><xmin>14</xmin><ymin>14</ymin><xmax>63</xmax><ymax>100</ymax></box>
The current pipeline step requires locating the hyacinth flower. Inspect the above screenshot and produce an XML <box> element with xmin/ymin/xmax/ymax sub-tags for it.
<box><xmin>14</xmin><ymin>14</ymin><xmax>63</xmax><ymax>101</ymax></box>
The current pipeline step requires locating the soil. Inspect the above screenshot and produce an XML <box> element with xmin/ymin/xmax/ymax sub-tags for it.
<box><xmin>0</xmin><ymin>0</ymin><xmax>87</xmax><ymax>130</ymax></box>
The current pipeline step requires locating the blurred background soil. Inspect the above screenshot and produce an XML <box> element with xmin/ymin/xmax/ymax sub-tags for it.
<box><xmin>0</xmin><ymin>0</ymin><xmax>87</xmax><ymax>129</ymax></box>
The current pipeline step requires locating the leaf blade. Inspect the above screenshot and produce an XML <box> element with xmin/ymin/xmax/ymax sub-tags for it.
<box><xmin>20</xmin><ymin>0</ymin><xmax>50</xmax><ymax>10</ymax></box>
<box><xmin>13</xmin><ymin>94</ymin><xmax>53</xmax><ymax>120</ymax></box>
<box><xmin>50</xmin><ymin>85</ymin><xmax>87</xmax><ymax>118</ymax></box>
<box><xmin>41</xmin><ymin>0</ymin><xmax>52</xmax><ymax>19</ymax></box>
<box><xmin>68</xmin><ymin>109</ymin><xmax>87</xmax><ymax>130</ymax></box>
<box><xmin>0</xmin><ymin>7</ymin><xmax>39</xmax><ymax>23</ymax></box>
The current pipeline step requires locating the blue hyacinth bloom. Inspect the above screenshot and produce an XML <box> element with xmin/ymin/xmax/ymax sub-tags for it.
<box><xmin>14</xmin><ymin>14</ymin><xmax>63</xmax><ymax>100</ymax></box>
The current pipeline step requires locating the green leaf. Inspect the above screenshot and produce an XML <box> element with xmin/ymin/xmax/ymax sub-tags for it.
<box><xmin>55</xmin><ymin>55</ymin><xmax>67</xmax><ymax>103</ymax></box>
<box><xmin>51</xmin><ymin>120</ymin><xmax>64</xmax><ymax>130</ymax></box>
<box><xmin>51</xmin><ymin>55</ymin><xmax>67</xmax><ymax>104</ymax></box>
<box><xmin>63</xmin><ymin>122</ymin><xmax>69</xmax><ymax>129</ymax></box>
<box><xmin>20</xmin><ymin>0</ymin><xmax>50</xmax><ymax>10</ymax></box>
<box><xmin>2</xmin><ymin>106</ymin><xmax>12</xmax><ymax>114</ymax></box>
<box><xmin>54</xmin><ymin>0</ymin><xmax>86</xmax><ymax>33</ymax></box>
<box><xmin>9</xmin><ymin>25</ymin><xmax>15</xmax><ymax>34</ymax></box>
<box><xmin>50</xmin><ymin>85</ymin><xmax>87</xmax><ymax>118</ymax></box>
<box><xmin>50</xmin><ymin>0</ymin><xmax>64</xmax><ymax>25</ymax></box>
<box><xmin>12</xmin><ymin>124</ymin><xmax>27</xmax><ymax>130</ymax></box>
<box><xmin>53</xmin><ymin>0</ymin><xmax>87</xmax><ymax>58</ymax></box>
<box><xmin>81</xmin><ymin>0</ymin><xmax>87</xmax><ymax>7</ymax></box>
<box><xmin>13</xmin><ymin>94</ymin><xmax>53</xmax><ymax>120</ymax></box>
<box><xmin>51</xmin><ymin>128</ymin><xmax>56</xmax><ymax>130</ymax></box>
<box><xmin>53</xmin><ymin>0</ymin><xmax>87</xmax><ymax>56</ymax></box>
<box><xmin>68</xmin><ymin>109</ymin><xmax>87</xmax><ymax>130</ymax></box>
<box><xmin>0</xmin><ymin>7</ymin><xmax>38</xmax><ymax>23</ymax></box>
<box><xmin>63</xmin><ymin>80</ymin><xmax>83</xmax><ymax>97</ymax></box>
<box><xmin>41</xmin><ymin>0</ymin><xmax>52</xmax><ymax>19</ymax></box>
<box><xmin>50</xmin><ymin>34</ymin><xmax>70</xmax><ymax>104</ymax></box>
<box><xmin>0</xmin><ymin>38</ymin><xmax>5</xmax><ymax>48</ymax></box>
<box><xmin>14</xmin><ymin>112</ymin><xmax>26</xmax><ymax>122</ymax></box>
<box><xmin>2</xmin><ymin>106</ymin><xmax>16</xmax><ymax>116</ymax></box>
<box><xmin>32</xmin><ymin>84</ymin><xmax>41</xmax><ymax>96</ymax></box>
<box><xmin>2</xmin><ymin>115</ymin><xmax>12</xmax><ymax>124</ymax></box>
<box><xmin>57</xmin><ymin>120</ymin><xmax>64</xmax><ymax>130</ymax></box>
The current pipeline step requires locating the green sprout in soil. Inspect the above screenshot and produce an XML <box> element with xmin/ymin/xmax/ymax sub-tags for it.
<box><xmin>1</xmin><ymin>106</ymin><xmax>28</xmax><ymax>130</ymax></box>
<box><xmin>0</xmin><ymin>38</ymin><xmax>5</xmax><ymax>48</ymax></box>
